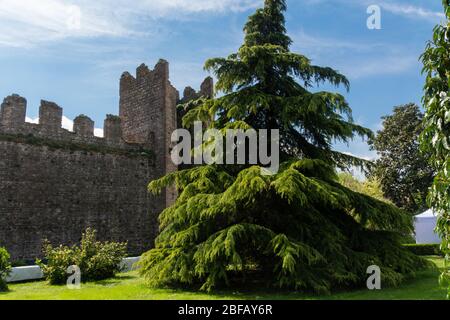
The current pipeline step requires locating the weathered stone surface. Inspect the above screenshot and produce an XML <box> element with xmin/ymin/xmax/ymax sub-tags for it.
<box><xmin>104</xmin><ymin>115</ymin><xmax>122</xmax><ymax>143</ymax></box>
<box><xmin>39</xmin><ymin>100</ymin><xmax>62</xmax><ymax>133</ymax></box>
<box><xmin>0</xmin><ymin>140</ymin><xmax>161</xmax><ymax>261</ymax></box>
<box><xmin>74</xmin><ymin>115</ymin><xmax>94</xmax><ymax>137</ymax></box>
<box><xmin>0</xmin><ymin>95</ymin><xmax>26</xmax><ymax>130</ymax></box>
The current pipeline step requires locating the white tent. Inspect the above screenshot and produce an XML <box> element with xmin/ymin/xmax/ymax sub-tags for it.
<box><xmin>414</xmin><ymin>209</ymin><xmax>441</xmax><ymax>244</ymax></box>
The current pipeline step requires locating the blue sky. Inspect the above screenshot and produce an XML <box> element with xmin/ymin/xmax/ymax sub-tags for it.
<box><xmin>0</xmin><ymin>0</ymin><xmax>446</xmax><ymax>160</ymax></box>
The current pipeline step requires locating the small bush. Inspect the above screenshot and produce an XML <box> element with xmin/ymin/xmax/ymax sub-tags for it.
<box><xmin>403</xmin><ymin>244</ymin><xmax>442</xmax><ymax>256</ymax></box>
<box><xmin>0</xmin><ymin>247</ymin><xmax>12</xmax><ymax>292</ymax></box>
<box><xmin>75</xmin><ymin>229</ymin><xmax>128</xmax><ymax>282</ymax></box>
<box><xmin>37</xmin><ymin>228</ymin><xmax>127</xmax><ymax>285</ymax></box>
<box><xmin>37</xmin><ymin>243</ymin><xmax>76</xmax><ymax>285</ymax></box>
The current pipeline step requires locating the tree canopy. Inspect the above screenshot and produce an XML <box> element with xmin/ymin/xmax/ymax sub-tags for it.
<box><xmin>139</xmin><ymin>0</ymin><xmax>429</xmax><ymax>293</ymax></box>
<box><xmin>369</xmin><ymin>104</ymin><xmax>434</xmax><ymax>214</ymax></box>
<box><xmin>420</xmin><ymin>0</ymin><xmax>450</xmax><ymax>298</ymax></box>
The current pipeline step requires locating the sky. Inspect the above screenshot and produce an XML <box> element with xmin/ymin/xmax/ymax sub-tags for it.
<box><xmin>0</xmin><ymin>0</ymin><xmax>446</xmax><ymax>161</ymax></box>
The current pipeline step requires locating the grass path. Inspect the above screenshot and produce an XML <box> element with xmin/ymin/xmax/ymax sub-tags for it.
<box><xmin>0</xmin><ymin>257</ymin><xmax>445</xmax><ymax>300</ymax></box>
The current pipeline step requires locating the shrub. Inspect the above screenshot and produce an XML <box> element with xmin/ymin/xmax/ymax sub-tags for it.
<box><xmin>75</xmin><ymin>228</ymin><xmax>128</xmax><ymax>282</ymax></box>
<box><xmin>37</xmin><ymin>243</ymin><xmax>77</xmax><ymax>285</ymax></box>
<box><xmin>403</xmin><ymin>244</ymin><xmax>442</xmax><ymax>256</ymax></box>
<box><xmin>0</xmin><ymin>247</ymin><xmax>12</xmax><ymax>292</ymax></box>
<box><xmin>37</xmin><ymin>228</ymin><xmax>127</xmax><ymax>285</ymax></box>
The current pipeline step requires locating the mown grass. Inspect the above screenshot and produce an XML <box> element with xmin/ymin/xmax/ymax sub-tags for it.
<box><xmin>0</xmin><ymin>257</ymin><xmax>445</xmax><ymax>300</ymax></box>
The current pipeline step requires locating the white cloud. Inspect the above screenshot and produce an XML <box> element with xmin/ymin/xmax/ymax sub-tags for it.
<box><xmin>0</xmin><ymin>0</ymin><xmax>127</xmax><ymax>47</ymax></box>
<box><xmin>94</xmin><ymin>128</ymin><xmax>104</xmax><ymax>138</ymax></box>
<box><xmin>293</xmin><ymin>31</ymin><xmax>419</xmax><ymax>79</ymax></box>
<box><xmin>26</xmin><ymin>116</ymin><xmax>104</xmax><ymax>137</ymax></box>
<box><xmin>124</xmin><ymin>0</ymin><xmax>261</xmax><ymax>14</ymax></box>
<box><xmin>0</xmin><ymin>0</ymin><xmax>261</xmax><ymax>48</ymax></box>
<box><xmin>341</xmin><ymin>54</ymin><xmax>418</xmax><ymax>79</ymax></box>
<box><xmin>379</xmin><ymin>2</ymin><xmax>445</xmax><ymax>22</ymax></box>
<box><xmin>300</xmin><ymin>0</ymin><xmax>445</xmax><ymax>22</ymax></box>
<box><xmin>293</xmin><ymin>31</ymin><xmax>379</xmax><ymax>52</ymax></box>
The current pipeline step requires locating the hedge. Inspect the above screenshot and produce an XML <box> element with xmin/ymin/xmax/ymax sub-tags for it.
<box><xmin>403</xmin><ymin>244</ymin><xmax>442</xmax><ymax>256</ymax></box>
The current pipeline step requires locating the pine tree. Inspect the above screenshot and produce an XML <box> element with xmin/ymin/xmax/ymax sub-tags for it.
<box><xmin>139</xmin><ymin>0</ymin><xmax>429</xmax><ymax>293</ymax></box>
<box><xmin>421</xmin><ymin>0</ymin><xmax>450</xmax><ymax>298</ymax></box>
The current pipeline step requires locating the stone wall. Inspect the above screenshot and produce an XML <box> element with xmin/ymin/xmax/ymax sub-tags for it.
<box><xmin>0</xmin><ymin>60</ymin><xmax>212</xmax><ymax>261</ymax></box>
<box><xmin>0</xmin><ymin>141</ymin><xmax>160</xmax><ymax>261</ymax></box>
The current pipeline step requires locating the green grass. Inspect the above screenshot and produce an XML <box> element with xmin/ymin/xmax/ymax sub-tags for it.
<box><xmin>0</xmin><ymin>257</ymin><xmax>446</xmax><ymax>300</ymax></box>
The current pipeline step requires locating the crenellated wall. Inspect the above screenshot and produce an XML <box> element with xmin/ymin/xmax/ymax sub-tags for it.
<box><xmin>0</xmin><ymin>98</ymin><xmax>127</xmax><ymax>148</ymax></box>
<box><xmin>0</xmin><ymin>60</ymin><xmax>212</xmax><ymax>261</ymax></box>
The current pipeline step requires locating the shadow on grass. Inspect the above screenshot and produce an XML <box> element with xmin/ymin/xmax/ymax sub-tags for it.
<box><xmin>94</xmin><ymin>275</ymin><xmax>136</xmax><ymax>286</ymax></box>
<box><xmin>143</xmin><ymin>259</ymin><xmax>443</xmax><ymax>300</ymax></box>
<box><xmin>0</xmin><ymin>257</ymin><xmax>444</xmax><ymax>300</ymax></box>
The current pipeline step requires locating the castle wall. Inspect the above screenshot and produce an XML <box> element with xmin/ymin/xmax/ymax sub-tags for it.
<box><xmin>0</xmin><ymin>60</ymin><xmax>213</xmax><ymax>261</ymax></box>
<box><xmin>0</xmin><ymin>140</ymin><xmax>162</xmax><ymax>261</ymax></box>
<box><xmin>0</xmin><ymin>93</ymin><xmax>164</xmax><ymax>261</ymax></box>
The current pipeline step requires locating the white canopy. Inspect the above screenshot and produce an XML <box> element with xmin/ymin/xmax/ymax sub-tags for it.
<box><xmin>414</xmin><ymin>209</ymin><xmax>441</xmax><ymax>244</ymax></box>
<box><xmin>416</xmin><ymin>209</ymin><xmax>438</xmax><ymax>219</ymax></box>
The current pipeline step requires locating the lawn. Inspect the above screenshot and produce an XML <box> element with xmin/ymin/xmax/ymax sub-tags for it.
<box><xmin>0</xmin><ymin>257</ymin><xmax>445</xmax><ymax>300</ymax></box>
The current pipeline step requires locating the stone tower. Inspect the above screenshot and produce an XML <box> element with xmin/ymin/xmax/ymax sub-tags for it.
<box><xmin>119</xmin><ymin>59</ymin><xmax>179</xmax><ymax>206</ymax></box>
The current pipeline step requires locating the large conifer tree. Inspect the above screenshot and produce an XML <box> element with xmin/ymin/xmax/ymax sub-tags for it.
<box><xmin>139</xmin><ymin>0</ymin><xmax>428</xmax><ymax>293</ymax></box>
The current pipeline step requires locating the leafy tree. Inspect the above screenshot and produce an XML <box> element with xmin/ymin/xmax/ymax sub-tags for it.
<box><xmin>369</xmin><ymin>104</ymin><xmax>434</xmax><ymax>213</ymax></box>
<box><xmin>338</xmin><ymin>172</ymin><xmax>390</xmax><ymax>204</ymax></box>
<box><xmin>139</xmin><ymin>0</ymin><xmax>429</xmax><ymax>293</ymax></box>
<box><xmin>420</xmin><ymin>0</ymin><xmax>450</xmax><ymax>298</ymax></box>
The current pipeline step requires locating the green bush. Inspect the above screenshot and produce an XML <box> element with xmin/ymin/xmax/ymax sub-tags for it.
<box><xmin>403</xmin><ymin>244</ymin><xmax>442</xmax><ymax>256</ymax></box>
<box><xmin>0</xmin><ymin>247</ymin><xmax>12</xmax><ymax>292</ymax></box>
<box><xmin>37</xmin><ymin>243</ymin><xmax>77</xmax><ymax>285</ymax></box>
<box><xmin>37</xmin><ymin>228</ymin><xmax>127</xmax><ymax>285</ymax></box>
<box><xmin>75</xmin><ymin>229</ymin><xmax>128</xmax><ymax>282</ymax></box>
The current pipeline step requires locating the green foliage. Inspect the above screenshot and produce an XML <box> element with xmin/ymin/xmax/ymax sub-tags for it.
<box><xmin>37</xmin><ymin>228</ymin><xmax>127</xmax><ymax>285</ymax></box>
<box><xmin>404</xmin><ymin>244</ymin><xmax>442</xmax><ymax>257</ymax></box>
<box><xmin>369</xmin><ymin>104</ymin><xmax>434</xmax><ymax>213</ymax></box>
<box><xmin>420</xmin><ymin>0</ymin><xmax>450</xmax><ymax>298</ymax></box>
<box><xmin>141</xmin><ymin>0</ymin><xmax>430</xmax><ymax>293</ymax></box>
<box><xmin>37</xmin><ymin>243</ymin><xmax>76</xmax><ymax>285</ymax></box>
<box><xmin>0</xmin><ymin>248</ymin><xmax>12</xmax><ymax>292</ymax></box>
<box><xmin>338</xmin><ymin>173</ymin><xmax>390</xmax><ymax>204</ymax></box>
<box><xmin>140</xmin><ymin>160</ymin><xmax>429</xmax><ymax>293</ymax></box>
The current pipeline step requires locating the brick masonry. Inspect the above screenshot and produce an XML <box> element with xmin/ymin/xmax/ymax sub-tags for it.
<box><xmin>0</xmin><ymin>60</ymin><xmax>213</xmax><ymax>261</ymax></box>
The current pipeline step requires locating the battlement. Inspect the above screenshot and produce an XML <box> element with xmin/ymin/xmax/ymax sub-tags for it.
<box><xmin>104</xmin><ymin>114</ymin><xmax>122</xmax><ymax>143</ymax></box>
<box><xmin>0</xmin><ymin>60</ymin><xmax>214</xmax><ymax>160</ymax></box>
<box><xmin>119</xmin><ymin>60</ymin><xmax>170</xmax><ymax>99</ymax></box>
<box><xmin>39</xmin><ymin>100</ymin><xmax>63</xmax><ymax>132</ymax></box>
<box><xmin>119</xmin><ymin>60</ymin><xmax>176</xmax><ymax>145</ymax></box>
<box><xmin>74</xmin><ymin>115</ymin><xmax>94</xmax><ymax>137</ymax></box>
<box><xmin>0</xmin><ymin>94</ymin><xmax>27</xmax><ymax>129</ymax></box>
<box><xmin>181</xmin><ymin>77</ymin><xmax>214</xmax><ymax>102</ymax></box>
<box><xmin>0</xmin><ymin>95</ymin><xmax>138</xmax><ymax>153</ymax></box>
